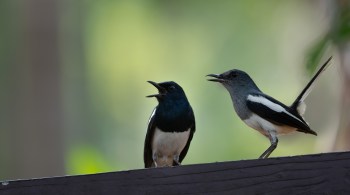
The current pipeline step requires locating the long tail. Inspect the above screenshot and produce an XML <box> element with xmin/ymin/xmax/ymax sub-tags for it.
<box><xmin>291</xmin><ymin>56</ymin><xmax>333</xmax><ymax>111</ymax></box>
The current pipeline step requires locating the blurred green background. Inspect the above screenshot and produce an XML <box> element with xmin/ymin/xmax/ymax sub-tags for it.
<box><xmin>1</xmin><ymin>0</ymin><xmax>349</xmax><ymax>180</ymax></box>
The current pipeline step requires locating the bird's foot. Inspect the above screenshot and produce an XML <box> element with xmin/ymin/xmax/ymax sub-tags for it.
<box><xmin>153</xmin><ymin>161</ymin><xmax>158</xmax><ymax>168</ymax></box>
<box><xmin>173</xmin><ymin>155</ymin><xmax>181</xmax><ymax>166</ymax></box>
<box><xmin>173</xmin><ymin>160</ymin><xmax>181</xmax><ymax>166</ymax></box>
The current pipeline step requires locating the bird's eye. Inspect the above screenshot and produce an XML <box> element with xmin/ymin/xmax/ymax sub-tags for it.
<box><xmin>230</xmin><ymin>72</ymin><xmax>237</xmax><ymax>78</ymax></box>
<box><xmin>169</xmin><ymin>86</ymin><xmax>176</xmax><ymax>90</ymax></box>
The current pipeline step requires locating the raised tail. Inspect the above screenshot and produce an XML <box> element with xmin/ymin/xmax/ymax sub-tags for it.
<box><xmin>291</xmin><ymin>56</ymin><xmax>333</xmax><ymax>111</ymax></box>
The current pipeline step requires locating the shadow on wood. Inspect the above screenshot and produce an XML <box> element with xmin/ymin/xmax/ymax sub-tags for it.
<box><xmin>1</xmin><ymin>152</ymin><xmax>350</xmax><ymax>194</ymax></box>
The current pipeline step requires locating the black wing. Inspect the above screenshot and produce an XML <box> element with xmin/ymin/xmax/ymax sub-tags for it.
<box><xmin>246</xmin><ymin>94</ymin><xmax>316</xmax><ymax>135</ymax></box>
<box><xmin>291</xmin><ymin>56</ymin><xmax>332</xmax><ymax>110</ymax></box>
<box><xmin>143</xmin><ymin>108</ymin><xmax>157</xmax><ymax>168</ymax></box>
<box><xmin>178</xmin><ymin>108</ymin><xmax>196</xmax><ymax>164</ymax></box>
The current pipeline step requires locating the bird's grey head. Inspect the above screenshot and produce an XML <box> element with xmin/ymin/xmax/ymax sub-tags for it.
<box><xmin>207</xmin><ymin>69</ymin><xmax>260</xmax><ymax>96</ymax></box>
<box><xmin>146</xmin><ymin>81</ymin><xmax>187</xmax><ymax>102</ymax></box>
<box><xmin>207</xmin><ymin>69</ymin><xmax>261</xmax><ymax>120</ymax></box>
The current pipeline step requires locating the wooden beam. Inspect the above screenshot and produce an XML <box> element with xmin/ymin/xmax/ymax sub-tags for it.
<box><xmin>1</xmin><ymin>152</ymin><xmax>350</xmax><ymax>194</ymax></box>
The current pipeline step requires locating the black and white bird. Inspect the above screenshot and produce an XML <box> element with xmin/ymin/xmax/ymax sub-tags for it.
<box><xmin>144</xmin><ymin>81</ymin><xmax>195</xmax><ymax>168</ymax></box>
<box><xmin>207</xmin><ymin>57</ymin><xmax>332</xmax><ymax>159</ymax></box>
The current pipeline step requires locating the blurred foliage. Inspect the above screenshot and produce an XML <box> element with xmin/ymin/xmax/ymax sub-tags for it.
<box><xmin>331</xmin><ymin>1</ymin><xmax>350</xmax><ymax>44</ymax></box>
<box><xmin>69</xmin><ymin>0</ymin><xmax>329</xmax><ymax>172</ymax></box>
<box><xmin>306</xmin><ymin>37</ymin><xmax>330</xmax><ymax>74</ymax></box>
<box><xmin>306</xmin><ymin>1</ymin><xmax>350</xmax><ymax>73</ymax></box>
<box><xmin>67</xmin><ymin>144</ymin><xmax>114</xmax><ymax>174</ymax></box>
<box><xmin>0</xmin><ymin>0</ymin><xmax>340</xmax><ymax>179</ymax></box>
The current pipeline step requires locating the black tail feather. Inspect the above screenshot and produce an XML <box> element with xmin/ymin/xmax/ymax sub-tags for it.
<box><xmin>297</xmin><ymin>128</ymin><xmax>318</xmax><ymax>136</ymax></box>
<box><xmin>291</xmin><ymin>56</ymin><xmax>333</xmax><ymax>110</ymax></box>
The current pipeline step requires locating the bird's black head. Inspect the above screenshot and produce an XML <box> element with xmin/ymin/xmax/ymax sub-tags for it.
<box><xmin>147</xmin><ymin>81</ymin><xmax>193</xmax><ymax>131</ymax></box>
<box><xmin>206</xmin><ymin>69</ymin><xmax>258</xmax><ymax>89</ymax></box>
<box><xmin>147</xmin><ymin>81</ymin><xmax>187</xmax><ymax>101</ymax></box>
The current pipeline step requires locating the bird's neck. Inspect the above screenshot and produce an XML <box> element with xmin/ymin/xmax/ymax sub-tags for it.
<box><xmin>227</xmin><ymin>86</ymin><xmax>261</xmax><ymax>120</ymax></box>
<box><xmin>159</xmin><ymin>99</ymin><xmax>190</xmax><ymax>119</ymax></box>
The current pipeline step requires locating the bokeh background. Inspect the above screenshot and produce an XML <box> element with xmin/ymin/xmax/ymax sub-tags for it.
<box><xmin>1</xmin><ymin>0</ymin><xmax>350</xmax><ymax>180</ymax></box>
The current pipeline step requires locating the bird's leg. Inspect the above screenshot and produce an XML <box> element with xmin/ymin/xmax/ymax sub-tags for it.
<box><xmin>152</xmin><ymin>153</ymin><xmax>158</xmax><ymax>167</ymax></box>
<box><xmin>173</xmin><ymin>155</ymin><xmax>181</xmax><ymax>166</ymax></box>
<box><xmin>259</xmin><ymin>139</ymin><xmax>278</xmax><ymax>159</ymax></box>
<box><xmin>259</xmin><ymin>133</ymin><xmax>278</xmax><ymax>159</ymax></box>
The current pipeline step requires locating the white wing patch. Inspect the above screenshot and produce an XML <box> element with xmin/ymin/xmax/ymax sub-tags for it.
<box><xmin>247</xmin><ymin>95</ymin><xmax>303</xmax><ymax>124</ymax></box>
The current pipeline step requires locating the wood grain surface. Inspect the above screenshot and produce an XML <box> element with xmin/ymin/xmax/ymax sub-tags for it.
<box><xmin>1</xmin><ymin>152</ymin><xmax>350</xmax><ymax>195</ymax></box>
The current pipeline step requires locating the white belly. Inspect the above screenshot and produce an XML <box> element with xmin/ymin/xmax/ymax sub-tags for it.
<box><xmin>152</xmin><ymin>128</ymin><xmax>190</xmax><ymax>167</ymax></box>
<box><xmin>244</xmin><ymin>113</ymin><xmax>297</xmax><ymax>136</ymax></box>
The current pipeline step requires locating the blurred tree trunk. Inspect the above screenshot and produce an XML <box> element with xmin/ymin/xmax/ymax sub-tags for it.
<box><xmin>308</xmin><ymin>0</ymin><xmax>350</xmax><ymax>151</ymax></box>
<box><xmin>336</xmin><ymin>44</ymin><xmax>350</xmax><ymax>150</ymax></box>
<box><xmin>331</xmin><ymin>0</ymin><xmax>350</xmax><ymax>151</ymax></box>
<box><xmin>0</xmin><ymin>0</ymin><xmax>64</xmax><ymax>179</ymax></box>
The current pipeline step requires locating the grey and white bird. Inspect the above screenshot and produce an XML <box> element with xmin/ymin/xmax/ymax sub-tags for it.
<box><xmin>207</xmin><ymin>57</ymin><xmax>332</xmax><ymax>159</ymax></box>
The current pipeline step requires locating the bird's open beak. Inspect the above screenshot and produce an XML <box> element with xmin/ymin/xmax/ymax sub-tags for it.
<box><xmin>146</xmin><ymin>81</ymin><xmax>166</xmax><ymax>98</ymax></box>
<box><xmin>206</xmin><ymin>74</ymin><xmax>226</xmax><ymax>83</ymax></box>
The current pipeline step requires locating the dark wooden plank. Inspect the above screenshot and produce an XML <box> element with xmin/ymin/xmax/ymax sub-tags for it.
<box><xmin>1</xmin><ymin>152</ymin><xmax>350</xmax><ymax>195</ymax></box>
